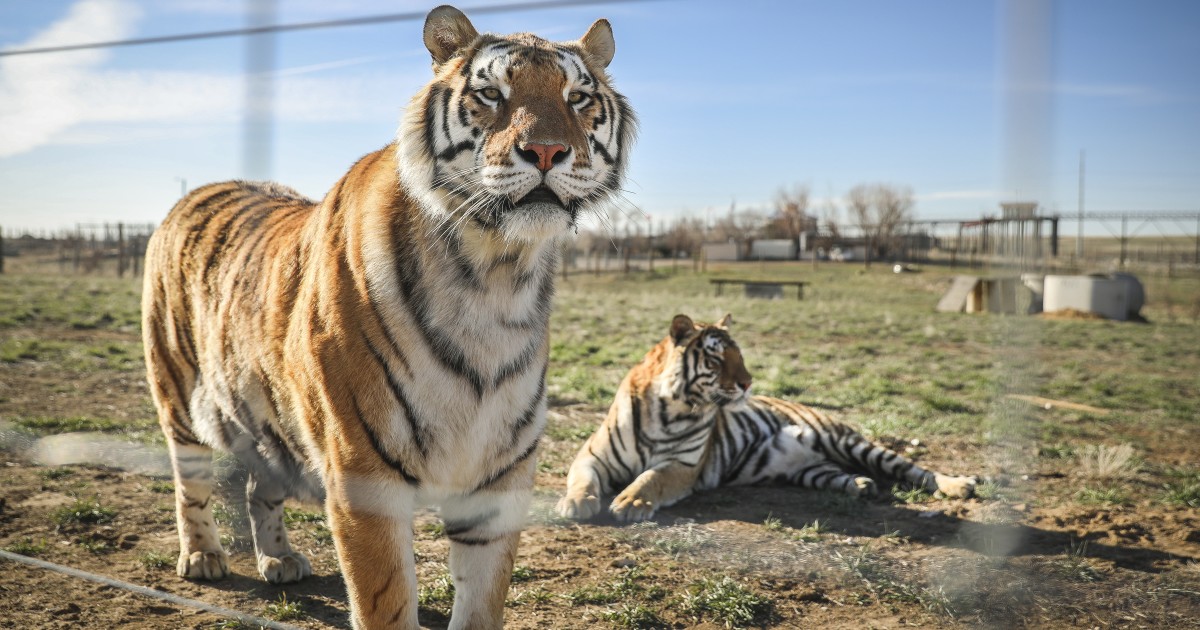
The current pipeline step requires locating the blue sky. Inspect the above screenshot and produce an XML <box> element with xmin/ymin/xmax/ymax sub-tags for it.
<box><xmin>1</xmin><ymin>0</ymin><xmax>1197</xmax><ymax>233</ymax></box>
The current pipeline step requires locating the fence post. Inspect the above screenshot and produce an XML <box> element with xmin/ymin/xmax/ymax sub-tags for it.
<box><xmin>117</xmin><ymin>222</ymin><xmax>127</xmax><ymax>278</ymax></box>
<box><xmin>73</xmin><ymin>225</ymin><xmax>81</xmax><ymax>272</ymax></box>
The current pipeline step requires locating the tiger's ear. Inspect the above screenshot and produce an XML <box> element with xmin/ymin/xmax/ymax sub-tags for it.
<box><xmin>424</xmin><ymin>5</ymin><xmax>479</xmax><ymax>66</ymax></box>
<box><xmin>579</xmin><ymin>18</ymin><xmax>615</xmax><ymax>68</ymax></box>
<box><xmin>670</xmin><ymin>314</ymin><xmax>694</xmax><ymax>345</ymax></box>
<box><xmin>715</xmin><ymin>313</ymin><xmax>733</xmax><ymax>329</ymax></box>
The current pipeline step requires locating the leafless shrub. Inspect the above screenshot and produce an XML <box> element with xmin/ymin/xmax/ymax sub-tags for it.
<box><xmin>1076</xmin><ymin>443</ymin><xmax>1137</xmax><ymax>479</ymax></box>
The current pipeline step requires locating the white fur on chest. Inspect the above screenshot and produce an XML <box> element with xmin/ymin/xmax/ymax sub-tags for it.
<box><xmin>361</xmin><ymin>219</ymin><xmax>552</xmax><ymax>492</ymax></box>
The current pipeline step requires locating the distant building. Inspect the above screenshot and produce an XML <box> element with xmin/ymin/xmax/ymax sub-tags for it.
<box><xmin>749</xmin><ymin>239</ymin><xmax>797</xmax><ymax>260</ymax></box>
<box><xmin>701</xmin><ymin>242</ymin><xmax>741</xmax><ymax>261</ymax></box>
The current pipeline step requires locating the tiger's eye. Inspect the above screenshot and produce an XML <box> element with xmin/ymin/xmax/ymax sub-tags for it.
<box><xmin>567</xmin><ymin>91</ymin><xmax>587</xmax><ymax>105</ymax></box>
<box><xmin>480</xmin><ymin>87</ymin><xmax>502</xmax><ymax>101</ymax></box>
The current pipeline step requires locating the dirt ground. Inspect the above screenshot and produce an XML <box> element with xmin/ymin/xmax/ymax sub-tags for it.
<box><xmin>3</xmin><ymin>331</ymin><xmax>1199</xmax><ymax>629</ymax></box>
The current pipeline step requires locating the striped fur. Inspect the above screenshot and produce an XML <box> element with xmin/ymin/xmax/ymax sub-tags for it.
<box><xmin>141</xmin><ymin>6</ymin><xmax>634</xmax><ymax>629</ymax></box>
<box><xmin>558</xmin><ymin>315</ymin><xmax>976</xmax><ymax>522</ymax></box>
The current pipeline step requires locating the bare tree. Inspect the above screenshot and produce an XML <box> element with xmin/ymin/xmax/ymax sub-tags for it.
<box><xmin>662</xmin><ymin>215</ymin><xmax>704</xmax><ymax>263</ymax></box>
<box><xmin>872</xmin><ymin>184</ymin><xmax>914</xmax><ymax>262</ymax></box>
<box><xmin>846</xmin><ymin>183</ymin><xmax>914</xmax><ymax>267</ymax></box>
<box><xmin>710</xmin><ymin>207</ymin><xmax>765</xmax><ymax>257</ymax></box>
<box><xmin>811</xmin><ymin>198</ymin><xmax>842</xmax><ymax>266</ymax></box>
<box><xmin>770</xmin><ymin>184</ymin><xmax>814</xmax><ymax>259</ymax></box>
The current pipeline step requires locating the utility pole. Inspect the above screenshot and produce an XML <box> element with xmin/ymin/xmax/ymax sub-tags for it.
<box><xmin>243</xmin><ymin>0</ymin><xmax>278</xmax><ymax>181</ymax></box>
<box><xmin>1076</xmin><ymin>150</ymin><xmax>1085</xmax><ymax>260</ymax></box>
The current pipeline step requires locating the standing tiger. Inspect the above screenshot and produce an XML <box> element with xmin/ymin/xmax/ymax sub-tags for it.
<box><xmin>557</xmin><ymin>315</ymin><xmax>976</xmax><ymax>523</ymax></box>
<box><xmin>141</xmin><ymin>6</ymin><xmax>634</xmax><ymax>629</ymax></box>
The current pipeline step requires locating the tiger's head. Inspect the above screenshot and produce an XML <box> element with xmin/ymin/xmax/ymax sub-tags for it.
<box><xmin>397</xmin><ymin>5</ymin><xmax>636</xmax><ymax>244</ymax></box>
<box><xmin>659</xmin><ymin>314</ymin><xmax>754</xmax><ymax>408</ymax></box>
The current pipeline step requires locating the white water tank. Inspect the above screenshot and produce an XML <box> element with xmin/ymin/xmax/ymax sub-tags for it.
<box><xmin>1043</xmin><ymin>274</ymin><xmax>1143</xmax><ymax>321</ymax></box>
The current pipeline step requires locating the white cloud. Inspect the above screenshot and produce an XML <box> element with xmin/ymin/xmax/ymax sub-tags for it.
<box><xmin>0</xmin><ymin>0</ymin><xmax>141</xmax><ymax>157</ymax></box>
<box><xmin>0</xmin><ymin>1</ymin><xmax>421</xmax><ymax>157</ymax></box>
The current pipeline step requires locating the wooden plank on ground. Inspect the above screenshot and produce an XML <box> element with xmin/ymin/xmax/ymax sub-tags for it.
<box><xmin>1006</xmin><ymin>394</ymin><xmax>1111</xmax><ymax>416</ymax></box>
<box><xmin>937</xmin><ymin>275</ymin><xmax>979</xmax><ymax>312</ymax></box>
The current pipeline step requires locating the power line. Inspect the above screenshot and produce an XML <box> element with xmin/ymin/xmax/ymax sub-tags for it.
<box><xmin>0</xmin><ymin>0</ymin><xmax>661</xmax><ymax>58</ymax></box>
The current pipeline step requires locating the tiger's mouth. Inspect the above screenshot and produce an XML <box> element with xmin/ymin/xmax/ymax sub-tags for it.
<box><xmin>710</xmin><ymin>388</ymin><xmax>748</xmax><ymax>407</ymax></box>
<box><xmin>514</xmin><ymin>185</ymin><xmax>566</xmax><ymax>209</ymax></box>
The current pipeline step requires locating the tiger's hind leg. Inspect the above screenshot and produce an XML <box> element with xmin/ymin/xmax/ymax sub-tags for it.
<box><xmin>167</xmin><ymin>438</ymin><xmax>230</xmax><ymax>580</ymax></box>
<box><xmin>792</xmin><ymin>462</ymin><xmax>878</xmax><ymax>498</ymax></box>
<box><xmin>246</xmin><ymin>470</ymin><xmax>311</xmax><ymax>584</ymax></box>
<box><xmin>848</xmin><ymin>435</ymin><xmax>976</xmax><ymax>498</ymax></box>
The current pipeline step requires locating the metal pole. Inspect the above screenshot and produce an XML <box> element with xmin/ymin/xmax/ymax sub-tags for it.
<box><xmin>242</xmin><ymin>0</ymin><xmax>278</xmax><ymax>181</ymax></box>
<box><xmin>117</xmin><ymin>223</ymin><xmax>126</xmax><ymax>277</ymax></box>
<box><xmin>1120</xmin><ymin>215</ymin><xmax>1128</xmax><ymax>269</ymax></box>
<box><xmin>1077</xmin><ymin>150</ymin><xmax>1085</xmax><ymax>260</ymax></box>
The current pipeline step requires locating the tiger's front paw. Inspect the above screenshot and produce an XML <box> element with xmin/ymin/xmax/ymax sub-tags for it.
<box><xmin>557</xmin><ymin>492</ymin><xmax>601</xmax><ymax>520</ymax></box>
<box><xmin>178</xmin><ymin>549</ymin><xmax>230</xmax><ymax>580</ymax></box>
<box><xmin>609</xmin><ymin>492</ymin><xmax>657</xmax><ymax>523</ymax></box>
<box><xmin>934</xmin><ymin>474</ymin><xmax>977</xmax><ymax>499</ymax></box>
<box><xmin>258</xmin><ymin>551</ymin><xmax>312</xmax><ymax>584</ymax></box>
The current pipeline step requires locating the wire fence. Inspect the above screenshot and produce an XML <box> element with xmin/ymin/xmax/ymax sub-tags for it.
<box><xmin>0</xmin><ymin>223</ymin><xmax>155</xmax><ymax>277</ymax></box>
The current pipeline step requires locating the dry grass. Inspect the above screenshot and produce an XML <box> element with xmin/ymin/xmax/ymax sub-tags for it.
<box><xmin>1076</xmin><ymin>443</ymin><xmax>1138</xmax><ymax>479</ymax></box>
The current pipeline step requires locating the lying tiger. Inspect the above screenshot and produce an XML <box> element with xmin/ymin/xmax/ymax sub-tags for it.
<box><xmin>558</xmin><ymin>314</ymin><xmax>976</xmax><ymax>522</ymax></box>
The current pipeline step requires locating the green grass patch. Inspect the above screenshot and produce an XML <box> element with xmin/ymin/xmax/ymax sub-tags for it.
<box><xmin>681</xmin><ymin>576</ymin><xmax>772</xmax><ymax>628</ymax></box>
<box><xmin>77</xmin><ymin>535</ymin><xmax>112</xmax><ymax>554</ymax></box>
<box><xmin>4</xmin><ymin>537</ymin><xmax>49</xmax><ymax>556</ymax></box>
<box><xmin>282</xmin><ymin>507</ymin><xmax>324</xmax><ymax>525</ymax></box>
<box><xmin>508</xmin><ymin>586</ymin><xmax>554</xmax><ymax>607</ymax></box>
<box><xmin>972</xmin><ymin>481</ymin><xmax>1006</xmax><ymax>501</ymax></box>
<box><xmin>1161</xmin><ymin>482</ymin><xmax>1200</xmax><ymax>508</ymax></box>
<box><xmin>511</xmin><ymin>565</ymin><xmax>535</xmax><ymax>583</ymax></box>
<box><xmin>420</xmin><ymin>521</ymin><xmax>445</xmax><ymax>539</ymax></box>
<box><xmin>17</xmin><ymin>415</ymin><xmax>122</xmax><ymax>432</ymax></box>
<box><xmin>892</xmin><ymin>487</ymin><xmax>934</xmax><ymax>504</ymax></box>
<box><xmin>52</xmin><ymin>497</ymin><xmax>116</xmax><ymax>527</ymax></box>
<box><xmin>543</xmin><ymin>423</ymin><xmax>593</xmax><ymax>442</ymax></box>
<box><xmin>418</xmin><ymin>572</ymin><xmax>456</xmax><ymax>613</ymax></box>
<box><xmin>602</xmin><ymin>602</ymin><xmax>664</xmax><ymax>629</ymax></box>
<box><xmin>1075</xmin><ymin>486</ymin><xmax>1131</xmax><ymax>506</ymax></box>
<box><xmin>1038</xmin><ymin>443</ymin><xmax>1076</xmax><ymax>459</ymax></box>
<box><xmin>0</xmin><ymin>276</ymin><xmax>141</xmax><ymax>331</ymax></box>
<box><xmin>1054</xmin><ymin>539</ymin><xmax>1102</xmax><ymax>583</ymax></box>
<box><xmin>311</xmin><ymin>524</ymin><xmax>334</xmax><ymax>546</ymax></box>
<box><xmin>567</xmin><ymin>567</ymin><xmax>663</xmax><ymax>607</ymax></box>
<box><xmin>147</xmin><ymin>480</ymin><xmax>174</xmax><ymax>494</ymax></box>
<box><xmin>37</xmin><ymin>467</ymin><xmax>75</xmax><ymax>481</ymax></box>
<box><xmin>14</xmin><ymin>415</ymin><xmax>156</xmax><ymax>435</ymax></box>
<box><xmin>138</xmin><ymin>550</ymin><xmax>175</xmax><ymax>570</ymax></box>
<box><xmin>1158</xmin><ymin>466</ymin><xmax>1200</xmax><ymax>508</ymax></box>
<box><xmin>792</xmin><ymin>520</ymin><xmax>828</xmax><ymax>543</ymax></box>
<box><xmin>263</xmin><ymin>593</ymin><xmax>305</xmax><ymax>621</ymax></box>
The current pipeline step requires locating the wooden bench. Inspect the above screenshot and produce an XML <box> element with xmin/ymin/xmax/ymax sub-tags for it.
<box><xmin>710</xmin><ymin>278</ymin><xmax>807</xmax><ymax>300</ymax></box>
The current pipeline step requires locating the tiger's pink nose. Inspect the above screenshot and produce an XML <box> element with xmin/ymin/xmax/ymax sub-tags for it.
<box><xmin>737</xmin><ymin>379</ymin><xmax>752</xmax><ymax>392</ymax></box>
<box><xmin>517</xmin><ymin>142</ymin><xmax>569</xmax><ymax>172</ymax></box>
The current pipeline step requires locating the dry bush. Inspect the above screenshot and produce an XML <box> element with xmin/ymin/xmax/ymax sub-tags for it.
<box><xmin>1076</xmin><ymin>443</ymin><xmax>1137</xmax><ymax>479</ymax></box>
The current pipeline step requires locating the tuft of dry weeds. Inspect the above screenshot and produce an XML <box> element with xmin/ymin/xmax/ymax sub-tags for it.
<box><xmin>1076</xmin><ymin>443</ymin><xmax>1138</xmax><ymax>479</ymax></box>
